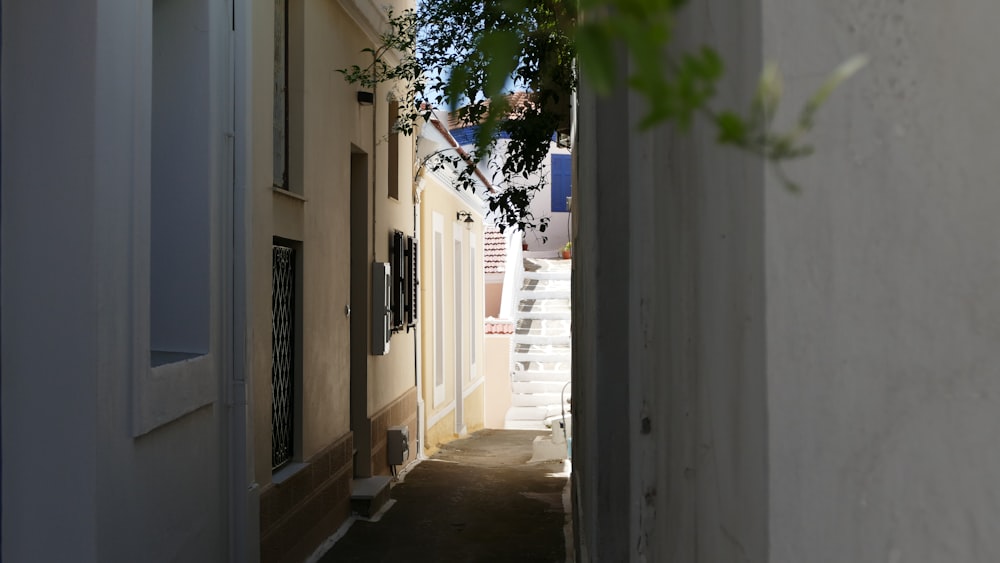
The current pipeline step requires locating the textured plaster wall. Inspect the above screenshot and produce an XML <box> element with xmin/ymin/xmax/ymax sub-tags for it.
<box><xmin>4</xmin><ymin>0</ymin><xmax>230</xmax><ymax>560</ymax></box>
<box><xmin>418</xmin><ymin>174</ymin><xmax>486</xmax><ymax>444</ymax></box>
<box><xmin>2</xmin><ymin>2</ymin><xmax>100</xmax><ymax>559</ymax></box>
<box><xmin>252</xmin><ymin>0</ymin><xmax>419</xmax><ymax>479</ymax></box>
<box><xmin>463</xmin><ymin>382</ymin><xmax>487</xmax><ymax>434</ymax></box>
<box><xmin>577</xmin><ymin>1</ymin><xmax>1000</xmax><ymax>561</ymax></box>
<box><xmin>524</xmin><ymin>142</ymin><xmax>572</xmax><ymax>252</ymax></box>
<box><xmin>575</xmin><ymin>0</ymin><xmax>767</xmax><ymax>560</ymax></box>
<box><xmin>762</xmin><ymin>1</ymin><xmax>1000</xmax><ymax>561</ymax></box>
<box><xmin>484</xmin><ymin>335</ymin><xmax>513</xmax><ymax>428</ymax></box>
<box><xmin>485</xmin><ymin>281</ymin><xmax>503</xmax><ymax>317</ymax></box>
<box><xmin>298</xmin><ymin>0</ymin><xmax>362</xmax><ymax>459</ymax></box>
<box><xmin>250</xmin><ymin>0</ymin><xmax>278</xmax><ymax>486</ymax></box>
<box><xmin>369</xmin><ymin>66</ymin><xmax>418</xmax><ymax>419</ymax></box>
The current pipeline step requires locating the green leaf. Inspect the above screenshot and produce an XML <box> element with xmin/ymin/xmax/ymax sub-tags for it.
<box><xmin>715</xmin><ymin>111</ymin><xmax>748</xmax><ymax>146</ymax></box>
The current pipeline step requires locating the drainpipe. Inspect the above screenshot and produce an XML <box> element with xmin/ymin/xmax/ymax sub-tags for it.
<box><xmin>230</xmin><ymin>1</ymin><xmax>258</xmax><ymax>559</ymax></box>
<box><xmin>413</xmin><ymin>170</ymin><xmax>427</xmax><ymax>460</ymax></box>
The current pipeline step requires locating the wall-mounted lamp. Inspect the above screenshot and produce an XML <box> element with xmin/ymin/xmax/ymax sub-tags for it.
<box><xmin>357</xmin><ymin>91</ymin><xmax>374</xmax><ymax>106</ymax></box>
<box><xmin>456</xmin><ymin>211</ymin><xmax>474</xmax><ymax>224</ymax></box>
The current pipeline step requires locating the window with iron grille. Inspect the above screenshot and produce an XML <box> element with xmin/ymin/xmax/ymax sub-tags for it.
<box><xmin>390</xmin><ymin>230</ymin><xmax>406</xmax><ymax>331</ymax></box>
<box><xmin>405</xmin><ymin>236</ymin><xmax>419</xmax><ymax>327</ymax></box>
<box><xmin>272</xmin><ymin>245</ymin><xmax>295</xmax><ymax>470</ymax></box>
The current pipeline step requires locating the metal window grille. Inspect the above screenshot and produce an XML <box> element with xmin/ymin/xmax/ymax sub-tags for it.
<box><xmin>272</xmin><ymin>245</ymin><xmax>295</xmax><ymax>470</ymax></box>
<box><xmin>390</xmin><ymin>230</ymin><xmax>405</xmax><ymax>331</ymax></box>
<box><xmin>405</xmin><ymin>237</ymin><xmax>418</xmax><ymax>327</ymax></box>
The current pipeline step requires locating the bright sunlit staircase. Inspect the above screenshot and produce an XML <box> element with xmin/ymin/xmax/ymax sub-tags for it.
<box><xmin>504</xmin><ymin>255</ymin><xmax>572</xmax><ymax>435</ymax></box>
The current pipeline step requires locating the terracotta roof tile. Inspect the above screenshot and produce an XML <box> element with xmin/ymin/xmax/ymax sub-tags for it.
<box><xmin>484</xmin><ymin>228</ymin><xmax>507</xmax><ymax>274</ymax></box>
<box><xmin>485</xmin><ymin>318</ymin><xmax>514</xmax><ymax>334</ymax></box>
<box><xmin>448</xmin><ymin>92</ymin><xmax>536</xmax><ymax>129</ymax></box>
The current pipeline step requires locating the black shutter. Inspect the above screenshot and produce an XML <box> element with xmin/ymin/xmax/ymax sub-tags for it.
<box><xmin>390</xmin><ymin>230</ymin><xmax>406</xmax><ymax>330</ymax></box>
<box><xmin>406</xmin><ymin>236</ymin><xmax>419</xmax><ymax>327</ymax></box>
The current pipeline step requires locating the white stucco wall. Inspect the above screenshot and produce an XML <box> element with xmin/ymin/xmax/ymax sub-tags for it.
<box><xmin>3</xmin><ymin>0</ymin><xmax>235</xmax><ymax>560</ymax></box>
<box><xmin>762</xmin><ymin>1</ymin><xmax>1000</xmax><ymax>561</ymax></box>
<box><xmin>523</xmin><ymin>142</ymin><xmax>571</xmax><ymax>252</ymax></box>
<box><xmin>575</xmin><ymin>1</ymin><xmax>1000</xmax><ymax>562</ymax></box>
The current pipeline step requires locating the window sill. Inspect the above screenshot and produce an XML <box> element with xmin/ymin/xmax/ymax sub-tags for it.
<box><xmin>272</xmin><ymin>186</ymin><xmax>307</xmax><ymax>202</ymax></box>
<box><xmin>133</xmin><ymin>353</ymin><xmax>216</xmax><ymax>437</ymax></box>
<box><xmin>272</xmin><ymin>461</ymin><xmax>309</xmax><ymax>485</ymax></box>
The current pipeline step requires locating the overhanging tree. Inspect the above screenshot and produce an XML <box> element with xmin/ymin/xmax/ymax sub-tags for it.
<box><xmin>340</xmin><ymin>0</ymin><xmax>865</xmax><ymax>231</ymax></box>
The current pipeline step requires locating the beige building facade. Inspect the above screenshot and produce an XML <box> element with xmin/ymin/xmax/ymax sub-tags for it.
<box><xmin>250</xmin><ymin>0</ymin><xmax>418</xmax><ymax>560</ymax></box>
<box><xmin>416</xmin><ymin>120</ymin><xmax>488</xmax><ymax>454</ymax></box>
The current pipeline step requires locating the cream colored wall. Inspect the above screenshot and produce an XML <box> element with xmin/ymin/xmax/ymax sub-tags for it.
<box><xmin>251</xmin><ymin>0</ymin><xmax>417</xmax><ymax>483</ymax></box>
<box><xmin>251</xmin><ymin>0</ymin><xmax>278</xmax><ymax>490</ymax></box>
<box><xmin>419</xmin><ymin>173</ymin><xmax>486</xmax><ymax>448</ymax></box>
<box><xmin>485</xmin><ymin>281</ymin><xmax>503</xmax><ymax>318</ymax></box>
<box><xmin>463</xmin><ymin>383</ymin><xmax>486</xmax><ymax>434</ymax></box>
<box><xmin>298</xmin><ymin>0</ymin><xmax>360</xmax><ymax>457</ymax></box>
<box><xmin>425</xmin><ymin>411</ymin><xmax>455</xmax><ymax>454</ymax></box>
<box><xmin>484</xmin><ymin>335</ymin><xmax>512</xmax><ymax>428</ymax></box>
<box><xmin>369</xmin><ymin>92</ymin><xmax>417</xmax><ymax>416</ymax></box>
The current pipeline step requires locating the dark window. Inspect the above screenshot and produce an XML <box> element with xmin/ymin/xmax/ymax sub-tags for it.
<box><xmin>388</xmin><ymin>101</ymin><xmax>399</xmax><ymax>200</ymax></box>
<box><xmin>390</xmin><ymin>230</ymin><xmax>406</xmax><ymax>331</ymax></box>
<box><xmin>150</xmin><ymin>0</ymin><xmax>210</xmax><ymax>366</ymax></box>
<box><xmin>273</xmin><ymin>0</ymin><xmax>288</xmax><ymax>188</ymax></box>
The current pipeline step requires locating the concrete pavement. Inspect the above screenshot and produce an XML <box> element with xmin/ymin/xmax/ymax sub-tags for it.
<box><xmin>314</xmin><ymin>429</ymin><xmax>570</xmax><ymax>563</ymax></box>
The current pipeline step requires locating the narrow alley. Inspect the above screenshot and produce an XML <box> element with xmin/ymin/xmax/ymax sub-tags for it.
<box><xmin>316</xmin><ymin>430</ymin><xmax>570</xmax><ymax>563</ymax></box>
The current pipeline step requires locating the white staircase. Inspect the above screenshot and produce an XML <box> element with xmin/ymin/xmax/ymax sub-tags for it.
<box><xmin>505</xmin><ymin>256</ymin><xmax>572</xmax><ymax>431</ymax></box>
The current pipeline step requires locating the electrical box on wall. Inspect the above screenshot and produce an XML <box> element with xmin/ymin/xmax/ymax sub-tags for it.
<box><xmin>372</xmin><ymin>262</ymin><xmax>391</xmax><ymax>355</ymax></box>
<box><xmin>387</xmin><ymin>425</ymin><xmax>409</xmax><ymax>466</ymax></box>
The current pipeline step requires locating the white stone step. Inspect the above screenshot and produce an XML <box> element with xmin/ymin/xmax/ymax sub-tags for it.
<box><xmin>517</xmin><ymin>298</ymin><xmax>572</xmax><ymax>315</ymax></box>
<box><xmin>529</xmin><ymin>435</ymin><xmax>568</xmax><ymax>462</ymax></box>
<box><xmin>511</xmin><ymin>370</ymin><xmax>571</xmax><ymax>382</ymax></box>
<box><xmin>522</xmin><ymin>271</ymin><xmax>571</xmax><ymax>282</ymax></box>
<box><xmin>512</xmin><ymin>333</ymin><xmax>571</xmax><ymax>346</ymax></box>
<box><xmin>519</xmin><ymin>289</ymin><xmax>571</xmax><ymax>301</ymax></box>
<box><xmin>511</xmin><ymin>392</ymin><xmax>569</xmax><ymax>407</ymax></box>
<box><xmin>523</xmin><ymin>258</ymin><xmax>572</xmax><ymax>274</ymax></box>
<box><xmin>519</xmin><ymin>278</ymin><xmax>571</xmax><ymax>299</ymax></box>
<box><xmin>505</xmin><ymin>255</ymin><xmax>573</xmax><ymax>432</ymax></box>
<box><xmin>504</xmin><ymin>419</ymin><xmax>548</xmax><ymax>430</ymax></box>
<box><xmin>514</xmin><ymin>342</ymin><xmax>570</xmax><ymax>354</ymax></box>
<box><xmin>512</xmin><ymin>380</ymin><xmax>572</xmax><ymax>395</ymax></box>
<box><xmin>514</xmin><ymin>354</ymin><xmax>571</xmax><ymax>364</ymax></box>
<box><xmin>513</xmin><ymin>361</ymin><xmax>572</xmax><ymax>372</ymax></box>
<box><xmin>521</xmin><ymin>277</ymin><xmax>570</xmax><ymax>291</ymax></box>
<box><xmin>516</xmin><ymin>310</ymin><xmax>571</xmax><ymax>320</ymax></box>
<box><xmin>516</xmin><ymin>319</ymin><xmax>571</xmax><ymax>335</ymax></box>
<box><xmin>505</xmin><ymin>404</ymin><xmax>564</xmax><ymax>421</ymax></box>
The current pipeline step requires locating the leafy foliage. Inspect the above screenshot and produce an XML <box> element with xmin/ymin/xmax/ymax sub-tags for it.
<box><xmin>340</xmin><ymin>0</ymin><xmax>575</xmax><ymax>235</ymax></box>
<box><xmin>339</xmin><ymin>0</ymin><xmax>866</xmax><ymax>229</ymax></box>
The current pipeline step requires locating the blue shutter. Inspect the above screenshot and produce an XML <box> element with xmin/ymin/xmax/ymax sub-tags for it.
<box><xmin>451</xmin><ymin>126</ymin><xmax>479</xmax><ymax>146</ymax></box>
<box><xmin>550</xmin><ymin>154</ymin><xmax>571</xmax><ymax>212</ymax></box>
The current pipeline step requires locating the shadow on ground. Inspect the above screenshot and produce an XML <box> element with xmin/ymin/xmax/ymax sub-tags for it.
<box><xmin>318</xmin><ymin>429</ymin><xmax>569</xmax><ymax>563</ymax></box>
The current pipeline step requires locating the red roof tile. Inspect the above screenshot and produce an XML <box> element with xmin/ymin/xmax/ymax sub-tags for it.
<box><xmin>485</xmin><ymin>319</ymin><xmax>514</xmax><ymax>334</ymax></box>
<box><xmin>484</xmin><ymin>228</ymin><xmax>507</xmax><ymax>274</ymax></box>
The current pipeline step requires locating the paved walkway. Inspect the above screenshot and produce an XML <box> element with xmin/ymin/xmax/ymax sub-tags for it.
<box><xmin>316</xmin><ymin>429</ymin><xmax>570</xmax><ymax>563</ymax></box>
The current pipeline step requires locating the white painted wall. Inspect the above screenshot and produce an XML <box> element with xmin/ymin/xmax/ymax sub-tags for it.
<box><xmin>762</xmin><ymin>1</ymin><xmax>1000</xmax><ymax>561</ymax></box>
<box><xmin>522</xmin><ymin>141</ymin><xmax>571</xmax><ymax>252</ymax></box>
<box><xmin>574</xmin><ymin>0</ymin><xmax>1000</xmax><ymax>561</ymax></box>
<box><xmin>455</xmin><ymin>133</ymin><xmax>571</xmax><ymax>252</ymax></box>
<box><xmin>2</xmin><ymin>0</ymin><xmax>238</xmax><ymax>560</ymax></box>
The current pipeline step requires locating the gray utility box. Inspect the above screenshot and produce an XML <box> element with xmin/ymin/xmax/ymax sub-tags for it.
<box><xmin>387</xmin><ymin>425</ymin><xmax>409</xmax><ymax>466</ymax></box>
